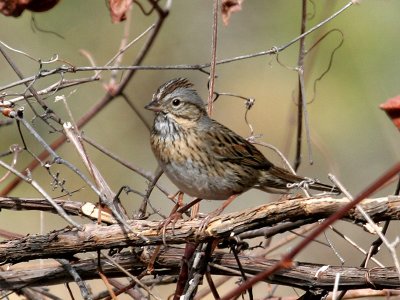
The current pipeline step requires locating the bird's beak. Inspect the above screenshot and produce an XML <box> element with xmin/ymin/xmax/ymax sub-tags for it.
<box><xmin>145</xmin><ymin>100</ymin><xmax>162</xmax><ymax>112</ymax></box>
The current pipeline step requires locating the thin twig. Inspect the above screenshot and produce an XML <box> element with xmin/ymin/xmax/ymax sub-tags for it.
<box><xmin>207</xmin><ymin>0</ymin><xmax>219</xmax><ymax>116</ymax></box>
<box><xmin>121</xmin><ymin>92</ymin><xmax>152</xmax><ymax>131</ymax></box>
<box><xmin>294</xmin><ymin>0</ymin><xmax>308</xmax><ymax>171</ymax></box>
<box><xmin>0</xmin><ymin>3</ymin><xmax>170</xmax><ymax>196</ymax></box>
<box><xmin>329</xmin><ymin>174</ymin><xmax>400</xmax><ymax>279</ymax></box>
<box><xmin>251</xmin><ymin>139</ymin><xmax>310</xmax><ymax>197</ymax></box>
<box><xmin>220</xmin><ymin>162</ymin><xmax>400</xmax><ymax>300</ymax></box>
<box><xmin>57</xmin><ymin>258</ymin><xmax>92</xmax><ymax>300</ymax></box>
<box><xmin>81</xmin><ymin>134</ymin><xmax>171</xmax><ymax>198</ymax></box>
<box><xmin>329</xmin><ymin>225</ymin><xmax>384</xmax><ymax>267</ymax></box>
<box><xmin>0</xmin><ymin>41</ymin><xmax>62</xmax><ymax>126</ymax></box>
<box><xmin>137</xmin><ymin>168</ymin><xmax>164</xmax><ymax>219</ymax></box>
<box><xmin>0</xmin><ymin>159</ymin><xmax>82</xmax><ymax>229</ymax></box>
<box><xmin>101</xmin><ymin>252</ymin><xmax>162</xmax><ymax>300</ymax></box>
<box><xmin>16</xmin><ymin>115</ymin><xmax>105</xmax><ymax>202</ymax></box>
<box><xmin>100</xmin><ymin>23</ymin><xmax>155</xmax><ymax>78</ymax></box>
<box><xmin>1</xmin><ymin>2</ymin><xmax>354</xmax><ymax>101</ymax></box>
<box><xmin>332</xmin><ymin>273</ymin><xmax>341</xmax><ymax>300</ymax></box>
<box><xmin>0</xmin><ymin>144</ymin><xmax>21</xmax><ymax>183</ymax></box>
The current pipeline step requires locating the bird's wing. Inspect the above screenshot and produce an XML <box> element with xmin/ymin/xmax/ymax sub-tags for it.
<box><xmin>206</xmin><ymin>121</ymin><xmax>272</xmax><ymax>170</ymax></box>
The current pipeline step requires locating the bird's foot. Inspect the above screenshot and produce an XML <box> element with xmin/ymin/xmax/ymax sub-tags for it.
<box><xmin>159</xmin><ymin>191</ymin><xmax>185</xmax><ymax>245</ymax></box>
<box><xmin>158</xmin><ymin>211</ymin><xmax>183</xmax><ymax>245</ymax></box>
<box><xmin>159</xmin><ymin>196</ymin><xmax>204</xmax><ymax>245</ymax></box>
<box><xmin>197</xmin><ymin>194</ymin><xmax>239</xmax><ymax>235</ymax></box>
<box><xmin>197</xmin><ymin>210</ymin><xmax>220</xmax><ymax>235</ymax></box>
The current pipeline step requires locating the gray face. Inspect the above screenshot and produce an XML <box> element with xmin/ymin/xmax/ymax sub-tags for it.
<box><xmin>160</xmin><ymin>88</ymin><xmax>206</xmax><ymax>118</ymax></box>
<box><xmin>145</xmin><ymin>78</ymin><xmax>207</xmax><ymax>120</ymax></box>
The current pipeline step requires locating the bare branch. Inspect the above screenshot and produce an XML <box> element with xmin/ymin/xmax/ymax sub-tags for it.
<box><xmin>0</xmin><ymin>159</ymin><xmax>82</xmax><ymax>229</ymax></box>
<box><xmin>0</xmin><ymin>196</ymin><xmax>399</xmax><ymax>265</ymax></box>
<box><xmin>1</xmin><ymin>248</ymin><xmax>399</xmax><ymax>291</ymax></box>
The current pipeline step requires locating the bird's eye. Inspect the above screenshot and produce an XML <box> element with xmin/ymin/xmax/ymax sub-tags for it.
<box><xmin>172</xmin><ymin>98</ymin><xmax>181</xmax><ymax>107</ymax></box>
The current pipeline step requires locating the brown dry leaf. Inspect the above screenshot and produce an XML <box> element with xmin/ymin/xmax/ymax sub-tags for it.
<box><xmin>0</xmin><ymin>0</ymin><xmax>59</xmax><ymax>17</ymax></box>
<box><xmin>221</xmin><ymin>0</ymin><xmax>243</xmax><ymax>26</ymax></box>
<box><xmin>109</xmin><ymin>0</ymin><xmax>132</xmax><ymax>23</ymax></box>
<box><xmin>380</xmin><ymin>95</ymin><xmax>400</xmax><ymax>130</ymax></box>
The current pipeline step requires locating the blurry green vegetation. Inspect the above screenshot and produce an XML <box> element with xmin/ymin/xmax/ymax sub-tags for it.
<box><xmin>0</xmin><ymin>1</ymin><xmax>399</xmax><ymax>297</ymax></box>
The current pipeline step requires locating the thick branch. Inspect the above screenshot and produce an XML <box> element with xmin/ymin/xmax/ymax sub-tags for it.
<box><xmin>1</xmin><ymin>248</ymin><xmax>398</xmax><ymax>291</ymax></box>
<box><xmin>0</xmin><ymin>196</ymin><xmax>399</xmax><ymax>264</ymax></box>
<box><xmin>0</xmin><ymin>197</ymin><xmax>115</xmax><ymax>224</ymax></box>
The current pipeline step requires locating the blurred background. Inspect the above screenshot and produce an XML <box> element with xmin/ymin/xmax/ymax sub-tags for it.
<box><xmin>0</xmin><ymin>0</ymin><xmax>399</xmax><ymax>298</ymax></box>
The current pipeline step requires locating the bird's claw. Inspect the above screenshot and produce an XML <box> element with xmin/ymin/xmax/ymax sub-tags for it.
<box><xmin>197</xmin><ymin>215</ymin><xmax>212</xmax><ymax>234</ymax></box>
<box><xmin>158</xmin><ymin>211</ymin><xmax>183</xmax><ymax>245</ymax></box>
<box><xmin>197</xmin><ymin>209</ymin><xmax>221</xmax><ymax>235</ymax></box>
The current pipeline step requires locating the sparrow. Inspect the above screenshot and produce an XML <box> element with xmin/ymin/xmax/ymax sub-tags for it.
<box><xmin>145</xmin><ymin>78</ymin><xmax>339</xmax><ymax>202</ymax></box>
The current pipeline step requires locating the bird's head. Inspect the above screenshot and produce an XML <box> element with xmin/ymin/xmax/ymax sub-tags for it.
<box><xmin>145</xmin><ymin>78</ymin><xmax>207</xmax><ymax>121</ymax></box>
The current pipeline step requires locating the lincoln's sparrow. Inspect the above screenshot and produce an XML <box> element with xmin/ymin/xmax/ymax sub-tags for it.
<box><xmin>145</xmin><ymin>78</ymin><xmax>339</xmax><ymax>205</ymax></box>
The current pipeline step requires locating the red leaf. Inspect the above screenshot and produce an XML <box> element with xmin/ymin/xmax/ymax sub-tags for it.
<box><xmin>0</xmin><ymin>0</ymin><xmax>59</xmax><ymax>17</ymax></box>
<box><xmin>26</xmin><ymin>0</ymin><xmax>59</xmax><ymax>12</ymax></box>
<box><xmin>221</xmin><ymin>0</ymin><xmax>243</xmax><ymax>26</ymax></box>
<box><xmin>380</xmin><ymin>95</ymin><xmax>400</xmax><ymax>130</ymax></box>
<box><xmin>109</xmin><ymin>0</ymin><xmax>132</xmax><ymax>23</ymax></box>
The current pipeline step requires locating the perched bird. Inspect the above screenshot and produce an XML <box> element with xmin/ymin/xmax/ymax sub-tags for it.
<box><xmin>145</xmin><ymin>78</ymin><xmax>339</xmax><ymax>205</ymax></box>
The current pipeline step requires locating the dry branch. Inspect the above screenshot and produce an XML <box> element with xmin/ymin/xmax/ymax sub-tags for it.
<box><xmin>0</xmin><ymin>197</ymin><xmax>115</xmax><ymax>223</ymax></box>
<box><xmin>0</xmin><ymin>196</ymin><xmax>399</xmax><ymax>264</ymax></box>
<box><xmin>1</xmin><ymin>248</ymin><xmax>399</xmax><ymax>291</ymax></box>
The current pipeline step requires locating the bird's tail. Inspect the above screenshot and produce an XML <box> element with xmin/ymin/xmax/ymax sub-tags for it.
<box><xmin>291</xmin><ymin>179</ymin><xmax>341</xmax><ymax>194</ymax></box>
<box><xmin>259</xmin><ymin>165</ymin><xmax>340</xmax><ymax>194</ymax></box>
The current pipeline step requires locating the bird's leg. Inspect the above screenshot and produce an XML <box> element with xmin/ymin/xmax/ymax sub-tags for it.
<box><xmin>159</xmin><ymin>191</ymin><xmax>184</xmax><ymax>236</ymax></box>
<box><xmin>167</xmin><ymin>191</ymin><xmax>185</xmax><ymax>216</ymax></box>
<box><xmin>190</xmin><ymin>201</ymin><xmax>200</xmax><ymax>219</ymax></box>
<box><xmin>198</xmin><ymin>194</ymin><xmax>239</xmax><ymax>234</ymax></box>
<box><xmin>167</xmin><ymin>190</ymin><xmax>181</xmax><ymax>202</ymax></box>
<box><xmin>159</xmin><ymin>195</ymin><xmax>203</xmax><ymax>245</ymax></box>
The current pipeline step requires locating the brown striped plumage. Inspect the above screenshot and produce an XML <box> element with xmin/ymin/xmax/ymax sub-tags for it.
<box><xmin>145</xmin><ymin>78</ymin><xmax>339</xmax><ymax>200</ymax></box>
